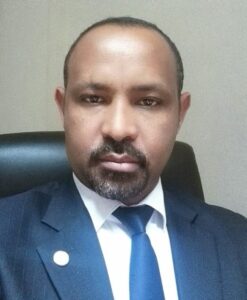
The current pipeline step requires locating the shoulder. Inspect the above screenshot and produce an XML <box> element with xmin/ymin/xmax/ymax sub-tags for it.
<box><xmin>0</xmin><ymin>181</ymin><xmax>61</xmax><ymax>228</ymax></box>
<box><xmin>203</xmin><ymin>202</ymin><xmax>247</xmax><ymax>228</ymax></box>
<box><xmin>200</xmin><ymin>201</ymin><xmax>247</xmax><ymax>279</ymax></box>
<box><xmin>200</xmin><ymin>202</ymin><xmax>247</xmax><ymax>248</ymax></box>
<box><xmin>0</xmin><ymin>181</ymin><xmax>59</xmax><ymax>205</ymax></box>
<box><xmin>194</xmin><ymin>197</ymin><xmax>247</xmax><ymax>234</ymax></box>
<box><xmin>166</xmin><ymin>190</ymin><xmax>247</xmax><ymax>275</ymax></box>
<box><xmin>175</xmin><ymin>190</ymin><xmax>247</xmax><ymax>256</ymax></box>
<box><xmin>166</xmin><ymin>188</ymin><xmax>247</xmax><ymax>238</ymax></box>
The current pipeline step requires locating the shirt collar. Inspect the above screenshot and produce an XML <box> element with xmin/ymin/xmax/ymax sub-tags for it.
<box><xmin>73</xmin><ymin>173</ymin><xmax>166</xmax><ymax>231</ymax></box>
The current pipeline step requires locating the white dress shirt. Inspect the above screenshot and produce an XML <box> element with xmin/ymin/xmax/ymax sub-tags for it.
<box><xmin>73</xmin><ymin>174</ymin><xmax>179</xmax><ymax>300</ymax></box>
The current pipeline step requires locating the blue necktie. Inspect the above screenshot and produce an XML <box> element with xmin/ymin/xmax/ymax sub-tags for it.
<box><xmin>113</xmin><ymin>206</ymin><xmax>165</xmax><ymax>300</ymax></box>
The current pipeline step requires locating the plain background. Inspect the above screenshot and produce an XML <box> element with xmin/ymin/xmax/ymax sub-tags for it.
<box><xmin>0</xmin><ymin>1</ymin><xmax>246</xmax><ymax>216</ymax></box>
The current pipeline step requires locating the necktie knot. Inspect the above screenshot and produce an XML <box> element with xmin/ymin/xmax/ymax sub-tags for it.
<box><xmin>113</xmin><ymin>205</ymin><xmax>153</xmax><ymax>236</ymax></box>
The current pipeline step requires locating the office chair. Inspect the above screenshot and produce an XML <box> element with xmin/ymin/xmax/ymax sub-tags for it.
<box><xmin>0</xmin><ymin>131</ymin><xmax>204</xmax><ymax>200</ymax></box>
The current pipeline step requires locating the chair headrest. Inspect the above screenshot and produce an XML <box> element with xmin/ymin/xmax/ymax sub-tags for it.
<box><xmin>0</xmin><ymin>131</ymin><xmax>204</xmax><ymax>200</ymax></box>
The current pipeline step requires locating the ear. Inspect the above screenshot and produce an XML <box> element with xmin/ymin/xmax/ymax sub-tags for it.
<box><xmin>178</xmin><ymin>91</ymin><xmax>191</xmax><ymax>130</ymax></box>
<box><xmin>54</xmin><ymin>87</ymin><xmax>65</xmax><ymax>122</ymax></box>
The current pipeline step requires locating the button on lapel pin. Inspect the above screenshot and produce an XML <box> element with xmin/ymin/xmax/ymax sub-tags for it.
<box><xmin>53</xmin><ymin>250</ymin><xmax>70</xmax><ymax>267</ymax></box>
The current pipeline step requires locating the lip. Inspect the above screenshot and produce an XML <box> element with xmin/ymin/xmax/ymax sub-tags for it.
<box><xmin>99</xmin><ymin>153</ymin><xmax>139</xmax><ymax>172</ymax></box>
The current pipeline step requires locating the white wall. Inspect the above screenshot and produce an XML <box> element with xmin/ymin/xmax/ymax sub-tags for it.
<box><xmin>0</xmin><ymin>0</ymin><xmax>246</xmax><ymax>216</ymax></box>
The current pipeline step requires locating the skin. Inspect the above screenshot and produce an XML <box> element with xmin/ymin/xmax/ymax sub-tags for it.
<box><xmin>55</xmin><ymin>25</ymin><xmax>190</xmax><ymax>205</ymax></box>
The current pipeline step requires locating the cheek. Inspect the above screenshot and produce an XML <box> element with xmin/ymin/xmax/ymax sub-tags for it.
<box><xmin>141</xmin><ymin>117</ymin><xmax>179</xmax><ymax>170</ymax></box>
<box><xmin>63</xmin><ymin>111</ymin><xmax>101</xmax><ymax>160</ymax></box>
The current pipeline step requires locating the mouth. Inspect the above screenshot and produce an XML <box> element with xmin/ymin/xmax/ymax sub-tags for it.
<box><xmin>99</xmin><ymin>153</ymin><xmax>140</xmax><ymax>172</ymax></box>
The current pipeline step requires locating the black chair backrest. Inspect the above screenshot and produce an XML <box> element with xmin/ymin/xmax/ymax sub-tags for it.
<box><xmin>0</xmin><ymin>131</ymin><xmax>204</xmax><ymax>200</ymax></box>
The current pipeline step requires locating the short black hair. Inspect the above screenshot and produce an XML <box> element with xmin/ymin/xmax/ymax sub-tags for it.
<box><xmin>63</xmin><ymin>16</ymin><xmax>184</xmax><ymax>94</ymax></box>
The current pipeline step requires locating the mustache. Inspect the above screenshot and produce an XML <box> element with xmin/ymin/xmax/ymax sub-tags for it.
<box><xmin>90</xmin><ymin>138</ymin><xmax>147</xmax><ymax>167</ymax></box>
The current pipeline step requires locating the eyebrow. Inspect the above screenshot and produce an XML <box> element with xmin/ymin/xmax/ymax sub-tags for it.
<box><xmin>130</xmin><ymin>83</ymin><xmax>169</xmax><ymax>94</ymax></box>
<box><xmin>72</xmin><ymin>82</ymin><xmax>111</xmax><ymax>92</ymax></box>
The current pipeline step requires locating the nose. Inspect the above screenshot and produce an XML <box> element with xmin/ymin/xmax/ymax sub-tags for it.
<box><xmin>101</xmin><ymin>99</ymin><xmax>138</xmax><ymax>142</ymax></box>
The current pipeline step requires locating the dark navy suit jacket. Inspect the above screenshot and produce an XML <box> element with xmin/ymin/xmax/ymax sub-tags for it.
<box><xmin>0</xmin><ymin>177</ymin><xmax>246</xmax><ymax>299</ymax></box>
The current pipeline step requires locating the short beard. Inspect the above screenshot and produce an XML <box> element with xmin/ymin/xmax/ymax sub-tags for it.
<box><xmin>81</xmin><ymin>138</ymin><xmax>149</xmax><ymax>202</ymax></box>
<box><xmin>88</xmin><ymin>167</ymin><xmax>148</xmax><ymax>202</ymax></box>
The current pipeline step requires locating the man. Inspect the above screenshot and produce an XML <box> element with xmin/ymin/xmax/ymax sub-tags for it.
<box><xmin>0</xmin><ymin>17</ymin><xmax>246</xmax><ymax>300</ymax></box>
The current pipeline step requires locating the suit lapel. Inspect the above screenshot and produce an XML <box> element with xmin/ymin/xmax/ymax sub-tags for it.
<box><xmin>37</xmin><ymin>178</ymin><xmax>113</xmax><ymax>300</ymax></box>
<box><xmin>165</xmin><ymin>191</ymin><xmax>223</xmax><ymax>300</ymax></box>
<box><xmin>165</xmin><ymin>190</ymin><xmax>246</xmax><ymax>300</ymax></box>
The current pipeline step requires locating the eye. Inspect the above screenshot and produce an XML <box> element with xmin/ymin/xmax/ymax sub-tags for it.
<box><xmin>79</xmin><ymin>94</ymin><xmax>103</xmax><ymax>104</ymax></box>
<box><xmin>139</xmin><ymin>97</ymin><xmax>159</xmax><ymax>107</ymax></box>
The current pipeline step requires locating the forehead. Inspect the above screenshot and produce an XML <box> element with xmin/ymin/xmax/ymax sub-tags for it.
<box><xmin>70</xmin><ymin>25</ymin><xmax>175</xmax><ymax>64</ymax></box>
<box><xmin>67</xmin><ymin>25</ymin><xmax>177</xmax><ymax>92</ymax></box>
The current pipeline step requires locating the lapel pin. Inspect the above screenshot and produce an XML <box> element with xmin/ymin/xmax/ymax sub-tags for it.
<box><xmin>53</xmin><ymin>250</ymin><xmax>70</xmax><ymax>267</ymax></box>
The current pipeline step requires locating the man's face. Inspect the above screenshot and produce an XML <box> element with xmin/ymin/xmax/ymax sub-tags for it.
<box><xmin>55</xmin><ymin>25</ymin><xmax>190</xmax><ymax>205</ymax></box>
